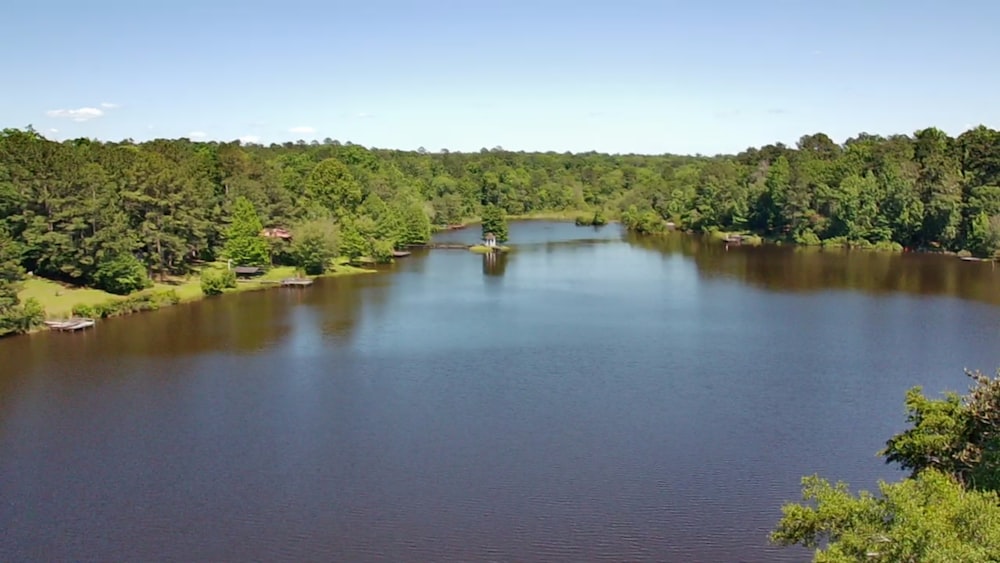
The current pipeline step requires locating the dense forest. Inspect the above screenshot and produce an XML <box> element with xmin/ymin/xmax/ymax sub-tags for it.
<box><xmin>1</xmin><ymin>125</ymin><xmax>1000</xmax><ymax>334</ymax></box>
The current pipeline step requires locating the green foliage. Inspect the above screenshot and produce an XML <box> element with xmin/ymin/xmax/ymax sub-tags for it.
<box><xmin>3</xmin><ymin>124</ymin><xmax>1000</xmax><ymax>310</ymax></box>
<box><xmin>399</xmin><ymin>202</ymin><xmax>432</xmax><ymax>245</ymax></box>
<box><xmin>775</xmin><ymin>369</ymin><xmax>1000</xmax><ymax>560</ymax></box>
<box><xmin>882</xmin><ymin>387</ymin><xmax>971</xmax><ymax>478</ymax></box>
<box><xmin>339</xmin><ymin>220</ymin><xmax>368</xmax><ymax>261</ymax></box>
<box><xmin>795</xmin><ymin>229</ymin><xmax>822</xmax><ymax>246</ymax></box>
<box><xmin>965</xmin><ymin>211</ymin><xmax>1000</xmax><ymax>257</ymax></box>
<box><xmin>622</xmin><ymin>205</ymin><xmax>665</xmax><ymax>234</ymax></box>
<box><xmin>290</xmin><ymin>220</ymin><xmax>339</xmax><ymax>275</ymax></box>
<box><xmin>200</xmin><ymin>268</ymin><xmax>237</xmax><ymax>296</ymax></box>
<box><xmin>370</xmin><ymin>239</ymin><xmax>395</xmax><ymax>263</ymax></box>
<box><xmin>481</xmin><ymin>204</ymin><xmax>508</xmax><ymax>243</ymax></box>
<box><xmin>575</xmin><ymin>209</ymin><xmax>607</xmax><ymax>226</ymax></box>
<box><xmin>93</xmin><ymin>253</ymin><xmax>152</xmax><ymax>295</ymax></box>
<box><xmin>772</xmin><ymin>470</ymin><xmax>1000</xmax><ymax>562</ymax></box>
<box><xmin>880</xmin><ymin>370</ymin><xmax>1000</xmax><ymax>490</ymax></box>
<box><xmin>432</xmin><ymin>193</ymin><xmax>465</xmax><ymax>226</ymax></box>
<box><xmin>306</xmin><ymin>158</ymin><xmax>364</xmax><ymax>216</ymax></box>
<box><xmin>1</xmin><ymin>297</ymin><xmax>44</xmax><ymax>335</ymax></box>
<box><xmin>72</xmin><ymin>290</ymin><xmax>180</xmax><ymax>319</ymax></box>
<box><xmin>358</xmin><ymin>194</ymin><xmax>404</xmax><ymax>248</ymax></box>
<box><xmin>0</xmin><ymin>227</ymin><xmax>41</xmax><ymax>335</ymax></box>
<box><xmin>224</xmin><ymin>197</ymin><xmax>269</xmax><ymax>266</ymax></box>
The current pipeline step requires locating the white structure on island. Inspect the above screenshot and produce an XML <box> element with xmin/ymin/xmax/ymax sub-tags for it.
<box><xmin>483</xmin><ymin>232</ymin><xmax>497</xmax><ymax>248</ymax></box>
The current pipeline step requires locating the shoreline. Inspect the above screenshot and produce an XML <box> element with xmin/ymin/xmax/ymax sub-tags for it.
<box><xmin>15</xmin><ymin>260</ymin><xmax>376</xmax><ymax>337</ymax></box>
<box><xmin>17</xmin><ymin>218</ymin><xmax>994</xmax><ymax>337</ymax></box>
<box><xmin>434</xmin><ymin>210</ymin><xmax>615</xmax><ymax>232</ymax></box>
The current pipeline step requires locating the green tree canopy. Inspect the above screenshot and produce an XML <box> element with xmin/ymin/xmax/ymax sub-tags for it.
<box><xmin>4</xmin><ymin>123</ymin><xmax>1000</xmax><ymax>324</ymax></box>
<box><xmin>481</xmin><ymin>204</ymin><xmax>508</xmax><ymax>243</ymax></box>
<box><xmin>772</xmin><ymin>470</ymin><xmax>1000</xmax><ymax>562</ymax></box>
<box><xmin>223</xmin><ymin>196</ymin><xmax>269</xmax><ymax>266</ymax></box>
<box><xmin>0</xmin><ymin>228</ymin><xmax>43</xmax><ymax>335</ymax></box>
<box><xmin>290</xmin><ymin>220</ymin><xmax>340</xmax><ymax>275</ymax></box>
<box><xmin>306</xmin><ymin>158</ymin><xmax>364</xmax><ymax>216</ymax></box>
<box><xmin>775</xmin><ymin>369</ymin><xmax>1000</xmax><ymax>561</ymax></box>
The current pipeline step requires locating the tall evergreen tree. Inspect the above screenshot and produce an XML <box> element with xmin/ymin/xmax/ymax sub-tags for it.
<box><xmin>223</xmin><ymin>196</ymin><xmax>269</xmax><ymax>266</ymax></box>
<box><xmin>481</xmin><ymin>204</ymin><xmax>508</xmax><ymax>243</ymax></box>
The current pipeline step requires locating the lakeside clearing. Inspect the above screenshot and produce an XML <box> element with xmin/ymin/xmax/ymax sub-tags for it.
<box><xmin>19</xmin><ymin>258</ymin><xmax>374</xmax><ymax>322</ymax></box>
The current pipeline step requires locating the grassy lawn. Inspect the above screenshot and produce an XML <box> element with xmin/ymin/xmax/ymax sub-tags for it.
<box><xmin>328</xmin><ymin>258</ymin><xmax>375</xmax><ymax>276</ymax></box>
<box><xmin>19</xmin><ymin>259</ymin><xmax>374</xmax><ymax>319</ymax></box>
<box><xmin>18</xmin><ymin>277</ymin><xmax>120</xmax><ymax>318</ymax></box>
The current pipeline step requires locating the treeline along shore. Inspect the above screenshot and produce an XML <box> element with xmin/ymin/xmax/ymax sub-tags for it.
<box><xmin>2</xmin><ymin>124</ymin><xmax>1000</xmax><ymax>334</ymax></box>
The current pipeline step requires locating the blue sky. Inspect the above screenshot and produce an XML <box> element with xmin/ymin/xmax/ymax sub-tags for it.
<box><xmin>4</xmin><ymin>0</ymin><xmax>999</xmax><ymax>154</ymax></box>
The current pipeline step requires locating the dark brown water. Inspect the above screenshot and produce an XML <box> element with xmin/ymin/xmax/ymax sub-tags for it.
<box><xmin>3</xmin><ymin>221</ymin><xmax>1000</xmax><ymax>562</ymax></box>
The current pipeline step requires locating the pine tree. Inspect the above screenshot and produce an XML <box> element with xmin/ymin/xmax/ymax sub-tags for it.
<box><xmin>481</xmin><ymin>204</ymin><xmax>508</xmax><ymax>243</ymax></box>
<box><xmin>224</xmin><ymin>197</ymin><xmax>269</xmax><ymax>266</ymax></box>
<box><xmin>339</xmin><ymin>219</ymin><xmax>368</xmax><ymax>261</ymax></box>
<box><xmin>400</xmin><ymin>202</ymin><xmax>431</xmax><ymax>245</ymax></box>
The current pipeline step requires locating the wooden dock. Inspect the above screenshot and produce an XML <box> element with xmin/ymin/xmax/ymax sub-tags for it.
<box><xmin>280</xmin><ymin>278</ymin><xmax>314</xmax><ymax>287</ymax></box>
<box><xmin>44</xmin><ymin>317</ymin><xmax>96</xmax><ymax>332</ymax></box>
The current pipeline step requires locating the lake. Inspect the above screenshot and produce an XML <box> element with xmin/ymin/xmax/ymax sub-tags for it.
<box><xmin>2</xmin><ymin>221</ymin><xmax>999</xmax><ymax>561</ymax></box>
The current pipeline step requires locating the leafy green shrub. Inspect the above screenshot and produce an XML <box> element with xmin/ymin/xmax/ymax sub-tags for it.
<box><xmin>794</xmin><ymin>229</ymin><xmax>822</xmax><ymax>246</ymax></box>
<box><xmin>73</xmin><ymin>290</ymin><xmax>180</xmax><ymax>318</ymax></box>
<box><xmin>621</xmin><ymin>205</ymin><xmax>666</xmax><ymax>234</ymax></box>
<box><xmin>370</xmin><ymin>239</ymin><xmax>395</xmax><ymax>263</ymax></box>
<box><xmin>71</xmin><ymin>304</ymin><xmax>97</xmax><ymax>318</ymax></box>
<box><xmin>1</xmin><ymin>297</ymin><xmax>45</xmax><ymax>334</ymax></box>
<box><xmin>200</xmin><ymin>269</ymin><xmax>236</xmax><ymax>296</ymax></box>
<box><xmin>872</xmin><ymin>240</ymin><xmax>904</xmax><ymax>252</ymax></box>
<box><xmin>821</xmin><ymin>236</ymin><xmax>849</xmax><ymax>248</ymax></box>
<box><xmin>93</xmin><ymin>254</ymin><xmax>151</xmax><ymax>295</ymax></box>
<box><xmin>291</xmin><ymin>220</ymin><xmax>339</xmax><ymax>275</ymax></box>
<box><xmin>575</xmin><ymin>210</ymin><xmax>607</xmax><ymax>227</ymax></box>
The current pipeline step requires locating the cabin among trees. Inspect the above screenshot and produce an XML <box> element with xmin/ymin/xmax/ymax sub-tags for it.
<box><xmin>261</xmin><ymin>227</ymin><xmax>292</xmax><ymax>240</ymax></box>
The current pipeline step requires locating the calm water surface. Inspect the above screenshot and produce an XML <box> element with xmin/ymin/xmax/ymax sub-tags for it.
<box><xmin>3</xmin><ymin>221</ymin><xmax>1000</xmax><ymax>561</ymax></box>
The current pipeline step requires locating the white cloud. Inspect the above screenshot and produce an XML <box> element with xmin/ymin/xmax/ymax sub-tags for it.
<box><xmin>189</xmin><ymin>131</ymin><xmax>207</xmax><ymax>139</ymax></box>
<box><xmin>100</xmin><ymin>102</ymin><xmax>119</xmax><ymax>109</ymax></box>
<box><xmin>356</xmin><ymin>112</ymin><xmax>374</xmax><ymax>119</ymax></box>
<box><xmin>289</xmin><ymin>126</ymin><xmax>316</xmax><ymax>134</ymax></box>
<box><xmin>239</xmin><ymin>135</ymin><xmax>260</xmax><ymax>144</ymax></box>
<box><xmin>46</xmin><ymin>107</ymin><xmax>104</xmax><ymax>122</ymax></box>
<box><xmin>48</xmin><ymin>128</ymin><xmax>58</xmax><ymax>133</ymax></box>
